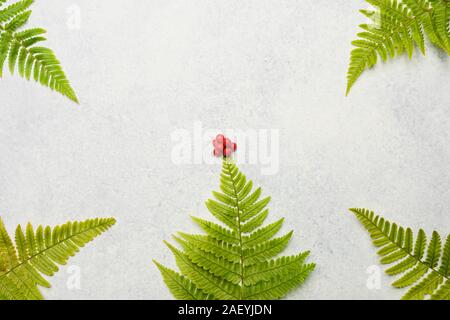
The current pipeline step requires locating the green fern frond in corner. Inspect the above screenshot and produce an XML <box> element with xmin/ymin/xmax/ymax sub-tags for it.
<box><xmin>0</xmin><ymin>217</ymin><xmax>116</xmax><ymax>300</ymax></box>
<box><xmin>349</xmin><ymin>208</ymin><xmax>450</xmax><ymax>300</ymax></box>
<box><xmin>154</xmin><ymin>159</ymin><xmax>315</xmax><ymax>300</ymax></box>
<box><xmin>346</xmin><ymin>0</ymin><xmax>450</xmax><ymax>95</ymax></box>
<box><xmin>0</xmin><ymin>0</ymin><xmax>78</xmax><ymax>102</ymax></box>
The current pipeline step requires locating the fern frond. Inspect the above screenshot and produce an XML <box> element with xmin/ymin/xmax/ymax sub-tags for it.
<box><xmin>0</xmin><ymin>0</ymin><xmax>32</xmax><ymax>23</ymax></box>
<box><xmin>173</xmin><ymin>235</ymin><xmax>242</xmax><ymax>285</ymax></box>
<box><xmin>242</xmin><ymin>263</ymin><xmax>315</xmax><ymax>300</ymax></box>
<box><xmin>243</xmin><ymin>232</ymin><xmax>293</xmax><ymax>266</ymax></box>
<box><xmin>243</xmin><ymin>252</ymin><xmax>310</xmax><ymax>285</ymax></box>
<box><xmin>164</xmin><ymin>241</ymin><xmax>240</xmax><ymax>300</ymax></box>
<box><xmin>155</xmin><ymin>159</ymin><xmax>315</xmax><ymax>300</ymax></box>
<box><xmin>431</xmin><ymin>280</ymin><xmax>450</xmax><ymax>299</ymax></box>
<box><xmin>349</xmin><ymin>208</ymin><xmax>450</xmax><ymax>300</ymax></box>
<box><xmin>153</xmin><ymin>261</ymin><xmax>213</xmax><ymax>300</ymax></box>
<box><xmin>0</xmin><ymin>0</ymin><xmax>78</xmax><ymax>102</ymax></box>
<box><xmin>0</xmin><ymin>217</ymin><xmax>116</xmax><ymax>300</ymax></box>
<box><xmin>346</xmin><ymin>0</ymin><xmax>450</xmax><ymax>95</ymax></box>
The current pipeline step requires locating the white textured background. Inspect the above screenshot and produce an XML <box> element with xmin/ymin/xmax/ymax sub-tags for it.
<box><xmin>0</xmin><ymin>0</ymin><xmax>449</xmax><ymax>300</ymax></box>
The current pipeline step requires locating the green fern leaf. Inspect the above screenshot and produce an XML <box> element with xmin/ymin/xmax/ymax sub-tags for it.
<box><xmin>177</xmin><ymin>233</ymin><xmax>241</xmax><ymax>263</ymax></box>
<box><xmin>346</xmin><ymin>0</ymin><xmax>450</xmax><ymax>95</ymax></box>
<box><xmin>155</xmin><ymin>159</ymin><xmax>315</xmax><ymax>300</ymax></box>
<box><xmin>243</xmin><ymin>232</ymin><xmax>293</xmax><ymax>266</ymax></box>
<box><xmin>0</xmin><ymin>217</ymin><xmax>116</xmax><ymax>300</ymax></box>
<box><xmin>349</xmin><ymin>208</ymin><xmax>450</xmax><ymax>300</ymax></box>
<box><xmin>0</xmin><ymin>0</ymin><xmax>78</xmax><ymax>102</ymax></box>
<box><xmin>153</xmin><ymin>261</ymin><xmax>213</xmax><ymax>300</ymax></box>
<box><xmin>243</xmin><ymin>252</ymin><xmax>310</xmax><ymax>286</ymax></box>
<box><xmin>431</xmin><ymin>280</ymin><xmax>450</xmax><ymax>300</ymax></box>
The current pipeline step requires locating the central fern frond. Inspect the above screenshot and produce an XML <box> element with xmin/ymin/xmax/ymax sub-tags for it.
<box><xmin>0</xmin><ymin>0</ymin><xmax>78</xmax><ymax>102</ymax></box>
<box><xmin>346</xmin><ymin>0</ymin><xmax>450</xmax><ymax>95</ymax></box>
<box><xmin>0</xmin><ymin>217</ymin><xmax>116</xmax><ymax>300</ymax></box>
<box><xmin>154</xmin><ymin>159</ymin><xmax>315</xmax><ymax>300</ymax></box>
<box><xmin>350</xmin><ymin>208</ymin><xmax>449</xmax><ymax>300</ymax></box>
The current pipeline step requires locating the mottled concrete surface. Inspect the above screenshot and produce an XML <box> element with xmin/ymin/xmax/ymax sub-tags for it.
<box><xmin>0</xmin><ymin>0</ymin><xmax>449</xmax><ymax>300</ymax></box>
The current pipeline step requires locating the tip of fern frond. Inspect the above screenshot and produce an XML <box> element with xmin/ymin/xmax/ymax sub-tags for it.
<box><xmin>152</xmin><ymin>260</ymin><xmax>167</xmax><ymax>271</ymax></box>
<box><xmin>163</xmin><ymin>240</ymin><xmax>176</xmax><ymax>250</ymax></box>
<box><xmin>71</xmin><ymin>96</ymin><xmax>80</xmax><ymax>104</ymax></box>
<box><xmin>171</xmin><ymin>234</ymin><xmax>183</xmax><ymax>243</ymax></box>
<box><xmin>345</xmin><ymin>86</ymin><xmax>351</xmax><ymax>96</ymax></box>
<box><xmin>348</xmin><ymin>208</ymin><xmax>362</xmax><ymax>215</ymax></box>
<box><xmin>64</xmin><ymin>90</ymin><xmax>79</xmax><ymax>104</ymax></box>
<box><xmin>152</xmin><ymin>259</ymin><xmax>161</xmax><ymax>266</ymax></box>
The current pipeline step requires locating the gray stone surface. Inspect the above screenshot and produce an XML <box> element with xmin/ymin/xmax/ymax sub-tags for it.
<box><xmin>0</xmin><ymin>0</ymin><xmax>448</xmax><ymax>300</ymax></box>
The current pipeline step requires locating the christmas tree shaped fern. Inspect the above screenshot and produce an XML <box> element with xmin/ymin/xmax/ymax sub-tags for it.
<box><xmin>155</xmin><ymin>154</ymin><xmax>315</xmax><ymax>300</ymax></box>
<box><xmin>0</xmin><ymin>0</ymin><xmax>78</xmax><ymax>102</ymax></box>
<box><xmin>0</xmin><ymin>217</ymin><xmax>116</xmax><ymax>300</ymax></box>
<box><xmin>346</xmin><ymin>0</ymin><xmax>450</xmax><ymax>95</ymax></box>
<box><xmin>350</xmin><ymin>208</ymin><xmax>450</xmax><ymax>300</ymax></box>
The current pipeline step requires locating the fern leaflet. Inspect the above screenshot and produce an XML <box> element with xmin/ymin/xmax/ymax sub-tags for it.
<box><xmin>0</xmin><ymin>0</ymin><xmax>78</xmax><ymax>102</ymax></box>
<box><xmin>0</xmin><ymin>216</ymin><xmax>116</xmax><ymax>300</ymax></box>
<box><xmin>346</xmin><ymin>0</ymin><xmax>450</xmax><ymax>95</ymax></box>
<box><xmin>349</xmin><ymin>208</ymin><xmax>450</xmax><ymax>300</ymax></box>
<box><xmin>154</xmin><ymin>159</ymin><xmax>315</xmax><ymax>300</ymax></box>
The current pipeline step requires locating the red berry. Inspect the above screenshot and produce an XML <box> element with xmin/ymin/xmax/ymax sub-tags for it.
<box><xmin>212</xmin><ymin>139</ymin><xmax>222</xmax><ymax>148</ymax></box>
<box><xmin>216</xmin><ymin>134</ymin><xmax>224</xmax><ymax>144</ymax></box>
<box><xmin>223</xmin><ymin>148</ymin><xmax>232</xmax><ymax>157</ymax></box>
<box><xmin>212</xmin><ymin>134</ymin><xmax>236</xmax><ymax>158</ymax></box>
<box><xmin>214</xmin><ymin>144</ymin><xmax>223</xmax><ymax>153</ymax></box>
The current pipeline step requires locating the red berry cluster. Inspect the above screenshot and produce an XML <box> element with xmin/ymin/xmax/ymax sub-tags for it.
<box><xmin>213</xmin><ymin>134</ymin><xmax>237</xmax><ymax>158</ymax></box>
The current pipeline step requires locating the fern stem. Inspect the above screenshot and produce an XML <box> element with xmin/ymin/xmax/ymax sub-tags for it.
<box><xmin>223</xmin><ymin>158</ymin><xmax>245</xmax><ymax>299</ymax></box>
